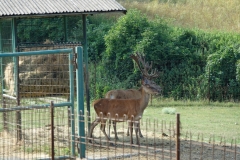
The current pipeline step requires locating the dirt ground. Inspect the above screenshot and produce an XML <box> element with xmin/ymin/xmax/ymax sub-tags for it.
<box><xmin>0</xmin><ymin>126</ymin><xmax>239</xmax><ymax>160</ymax></box>
<box><xmin>83</xmin><ymin>127</ymin><xmax>240</xmax><ymax>160</ymax></box>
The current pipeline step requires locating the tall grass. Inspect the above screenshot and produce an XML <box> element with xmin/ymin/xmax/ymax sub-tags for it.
<box><xmin>119</xmin><ymin>0</ymin><xmax>240</xmax><ymax>33</ymax></box>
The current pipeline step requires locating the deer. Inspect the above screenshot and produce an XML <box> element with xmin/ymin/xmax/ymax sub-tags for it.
<box><xmin>105</xmin><ymin>53</ymin><xmax>160</xmax><ymax>140</ymax></box>
<box><xmin>89</xmin><ymin>53</ymin><xmax>161</xmax><ymax>145</ymax></box>
<box><xmin>89</xmin><ymin>77</ymin><xmax>161</xmax><ymax>145</ymax></box>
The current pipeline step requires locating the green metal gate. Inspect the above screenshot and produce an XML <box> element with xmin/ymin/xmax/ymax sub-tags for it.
<box><xmin>0</xmin><ymin>46</ymin><xmax>85</xmax><ymax>159</ymax></box>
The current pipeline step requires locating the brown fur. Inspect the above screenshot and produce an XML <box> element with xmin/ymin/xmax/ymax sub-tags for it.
<box><xmin>90</xmin><ymin>94</ymin><xmax>144</xmax><ymax>145</ymax></box>
<box><xmin>89</xmin><ymin>77</ymin><xmax>161</xmax><ymax>145</ymax></box>
<box><xmin>105</xmin><ymin>88</ymin><xmax>144</xmax><ymax>139</ymax></box>
<box><xmin>94</xmin><ymin>97</ymin><xmax>143</xmax><ymax>121</ymax></box>
<box><xmin>105</xmin><ymin>79</ymin><xmax>162</xmax><ymax>139</ymax></box>
<box><xmin>105</xmin><ymin>89</ymin><xmax>141</xmax><ymax>99</ymax></box>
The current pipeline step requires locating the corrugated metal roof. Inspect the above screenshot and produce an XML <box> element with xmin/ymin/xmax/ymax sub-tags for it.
<box><xmin>0</xmin><ymin>0</ymin><xmax>126</xmax><ymax>18</ymax></box>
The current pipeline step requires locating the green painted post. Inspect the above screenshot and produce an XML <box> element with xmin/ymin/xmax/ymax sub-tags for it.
<box><xmin>69</xmin><ymin>51</ymin><xmax>75</xmax><ymax>156</ymax></box>
<box><xmin>0</xmin><ymin>19</ymin><xmax>2</xmax><ymax>89</ymax></box>
<box><xmin>0</xmin><ymin>20</ymin><xmax>2</xmax><ymax>53</ymax></box>
<box><xmin>11</xmin><ymin>18</ymin><xmax>22</xmax><ymax>141</ymax></box>
<box><xmin>11</xmin><ymin>18</ymin><xmax>17</xmax><ymax>93</ymax></box>
<box><xmin>76</xmin><ymin>46</ymin><xmax>85</xmax><ymax>158</ymax></box>
<box><xmin>82</xmin><ymin>14</ymin><xmax>91</xmax><ymax>133</ymax></box>
<box><xmin>11</xmin><ymin>18</ymin><xmax>16</xmax><ymax>52</ymax></box>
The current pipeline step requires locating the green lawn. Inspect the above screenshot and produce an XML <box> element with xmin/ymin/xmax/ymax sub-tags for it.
<box><xmin>142</xmin><ymin>98</ymin><xmax>240</xmax><ymax>143</ymax></box>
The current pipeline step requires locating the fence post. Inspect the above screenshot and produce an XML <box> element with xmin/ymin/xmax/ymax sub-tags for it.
<box><xmin>176</xmin><ymin>113</ymin><xmax>180</xmax><ymax>160</ymax></box>
<box><xmin>50</xmin><ymin>101</ymin><xmax>54</xmax><ymax>160</ymax></box>
<box><xmin>3</xmin><ymin>97</ymin><xmax>8</xmax><ymax>131</ymax></box>
<box><xmin>76</xmin><ymin>46</ymin><xmax>85</xmax><ymax>158</ymax></box>
<box><xmin>16</xmin><ymin>56</ymin><xmax>22</xmax><ymax>141</ymax></box>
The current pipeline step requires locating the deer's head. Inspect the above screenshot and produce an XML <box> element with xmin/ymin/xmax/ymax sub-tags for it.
<box><xmin>131</xmin><ymin>53</ymin><xmax>161</xmax><ymax>95</ymax></box>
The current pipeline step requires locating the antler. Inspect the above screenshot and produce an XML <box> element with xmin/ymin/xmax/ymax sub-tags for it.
<box><xmin>130</xmin><ymin>52</ymin><xmax>159</xmax><ymax>79</ymax></box>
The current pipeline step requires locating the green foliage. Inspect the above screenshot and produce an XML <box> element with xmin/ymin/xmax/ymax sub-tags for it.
<box><xmin>17</xmin><ymin>17</ymin><xmax>65</xmax><ymax>43</ymax></box>
<box><xmin>134</xmin><ymin>21</ymin><xmax>207</xmax><ymax>100</ymax></box>
<box><xmin>87</xmin><ymin>16</ymin><xmax>115</xmax><ymax>61</ymax></box>
<box><xmin>89</xmin><ymin>61</ymin><xmax>133</xmax><ymax>99</ymax></box>
<box><xmin>203</xmin><ymin>44</ymin><xmax>240</xmax><ymax>101</ymax></box>
<box><xmin>104</xmin><ymin>9</ymin><xmax>150</xmax><ymax>83</ymax></box>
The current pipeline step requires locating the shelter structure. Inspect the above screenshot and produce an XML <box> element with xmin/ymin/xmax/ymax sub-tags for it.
<box><xmin>0</xmin><ymin>0</ymin><xmax>126</xmax><ymax>158</ymax></box>
<box><xmin>0</xmin><ymin>0</ymin><xmax>126</xmax><ymax>106</ymax></box>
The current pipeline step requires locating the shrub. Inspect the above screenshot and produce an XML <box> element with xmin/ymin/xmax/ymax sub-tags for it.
<box><xmin>162</xmin><ymin>107</ymin><xmax>176</xmax><ymax>115</ymax></box>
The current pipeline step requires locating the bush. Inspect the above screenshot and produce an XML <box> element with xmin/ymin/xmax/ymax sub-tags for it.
<box><xmin>162</xmin><ymin>107</ymin><xmax>176</xmax><ymax>115</ymax></box>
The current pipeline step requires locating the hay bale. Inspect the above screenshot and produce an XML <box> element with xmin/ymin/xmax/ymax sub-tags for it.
<box><xmin>4</xmin><ymin>63</ymin><xmax>15</xmax><ymax>96</ymax></box>
<box><xmin>4</xmin><ymin>54</ymin><xmax>71</xmax><ymax>97</ymax></box>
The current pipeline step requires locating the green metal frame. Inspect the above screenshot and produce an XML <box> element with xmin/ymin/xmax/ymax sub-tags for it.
<box><xmin>0</xmin><ymin>20</ymin><xmax>2</xmax><ymax>53</ymax></box>
<box><xmin>0</xmin><ymin>19</ymin><xmax>2</xmax><ymax>94</ymax></box>
<box><xmin>0</xmin><ymin>48</ymin><xmax>86</xmax><ymax>158</ymax></box>
<box><xmin>11</xmin><ymin>18</ymin><xmax>18</xmax><ymax>100</ymax></box>
<box><xmin>76</xmin><ymin>46</ymin><xmax>85</xmax><ymax>158</ymax></box>
<box><xmin>82</xmin><ymin>15</ymin><xmax>91</xmax><ymax>139</ymax></box>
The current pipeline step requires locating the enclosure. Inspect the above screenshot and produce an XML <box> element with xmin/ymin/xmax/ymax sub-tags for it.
<box><xmin>0</xmin><ymin>0</ymin><xmax>240</xmax><ymax>159</ymax></box>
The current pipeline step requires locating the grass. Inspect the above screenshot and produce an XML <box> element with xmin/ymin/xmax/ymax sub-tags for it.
<box><xmin>142</xmin><ymin>97</ymin><xmax>240</xmax><ymax>143</ymax></box>
<box><xmin>119</xmin><ymin>0</ymin><xmax>240</xmax><ymax>33</ymax></box>
<box><xmin>87</xmin><ymin>97</ymin><xmax>240</xmax><ymax>143</ymax></box>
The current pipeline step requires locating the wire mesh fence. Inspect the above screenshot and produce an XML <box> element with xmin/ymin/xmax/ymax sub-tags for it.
<box><xmin>0</xmin><ymin>106</ymin><xmax>71</xmax><ymax>160</ymax></box>
<box><xmin>78</xmin><ymin>112</ymin><xmax>240</xmax><ymax>160</ymax></box>
<box><xmin>82</xmin><ymin>112</ymin><xmax>179</xmax><ymax>160</ymax></box>
<box><xmin>180</xmin><ymin>132</ymin><xmax>240</xmax><ymax>160</ymax></box>
<box><xmin>0</xmin><ymin>105</ymin><xmax>239</xmax><ymax>159</ymax></box>
<box><xmin>0</xmin><ymin>47</ymin><xmax>77</xmax><ymax>159</ymax></box>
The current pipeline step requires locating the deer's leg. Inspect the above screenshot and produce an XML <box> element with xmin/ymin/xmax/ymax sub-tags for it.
<box><xmin>138</xmin><ymin>121</ymin><xmax>144</xmax><ymax>138</ymax></box>
<box><xmin>127</xmin><ymin>126</ymin><xmax>130</xmax><ymax>136</ymax></box>
<box><xmin>127</xmin><ymin>122</ymin><xmax>142</xmax><ymax>137</ymax></box>
<box><xmin>113</xmin><ymin>121</ymin><xmax>119</xmax><ymax>140</ymax></box>
<box><xmin>89</xmin><ymin>118</ymin><xmax>101</xmax><ymax>143</ymax></box>
<box><xmin>128</xmin><ymin>120</ymin><xmax>143</xmax><ymax>137</ymax></box>
<box><xmin>108</xmin><ymin>119</ymin><xmax>112</xmax><ymax>138</ymax></box>
<box><xmin>129</xmin><ymin>121</ymin><xmax>134</xmax><ymax>144</ymax></box>
<box><xmin>100</xmin><ymin>119</ymin><xmax>110</xmax><ymax>141</ymax></box>
<box><xmin>134</xmin><ymin>121</ymin><xmax>140</xmax><ymax>145</ymax></box>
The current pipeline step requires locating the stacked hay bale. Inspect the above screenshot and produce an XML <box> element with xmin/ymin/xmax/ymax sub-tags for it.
<box><xmin>4</xmin><ymin>42</ymin><xmax>81</xmax><ymax>98</ymax></box>
<box><xmin>5</xmin><ymin>53</ymin><xmax>71</xmax><ymax>98</ymax></box>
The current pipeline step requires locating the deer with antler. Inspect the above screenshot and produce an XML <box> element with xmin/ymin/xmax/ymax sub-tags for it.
<box><xmin>105</xmin><ymin>53</ymin><xmax>160</xmax><ymax>140</ymax></box>
<box><xmin>89</xmin><ymin>53</ymin><xmax>161</xmax><ymax>144</ymax></box>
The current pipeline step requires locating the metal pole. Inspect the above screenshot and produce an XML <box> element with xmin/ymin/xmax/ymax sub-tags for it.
<box><xmin>12</xmin><ymin>18</ymin><xmax>22</xmax><ymax>141</ymax></box>
<box><xmin>69</xmin><ymin>51</ymin><xmax>75</xmax><ymax>156</ymax></box>
<box><xmin>16</xmin><ymin>55</ymin><xmax>22</xmax><ymax>141</ymax></box>
<box><xmin>82</xmin><ymin>14</ymin><xmax>90</xmax><ymax>119</ymax></box>
<box><xmin>176</xmin><ymin>113</ymin><xmax>180</xmax><ymax>160</ymax></box>
<box><xmin>76</xmin><ymin>46</ymin><xmax>85</xmax><ymax>158</ymax></box>
<box><xmin>0</xmin><ymin>20</ymin><xmax>2</xmax><ymax>53</ymax></box>
<box><xmin>50</xmin><ymin>101</ymin><xmax>54</xmax><ymax>160</ymax></box>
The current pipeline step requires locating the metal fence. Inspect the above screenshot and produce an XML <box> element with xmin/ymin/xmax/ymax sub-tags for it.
<box><xmin>81</xmin><ymin>113</ymin><xmax>239</xmax><ymax>160</ymax></box>
<box><xmin>0</xmin><ymin>106</ymin><xmax>239</xmax><ymax>159</ymax></box>
<box><xmin>0</xmin><ymin>47</ymin><xmax>85</xmax><ymax>159</ymax></box>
